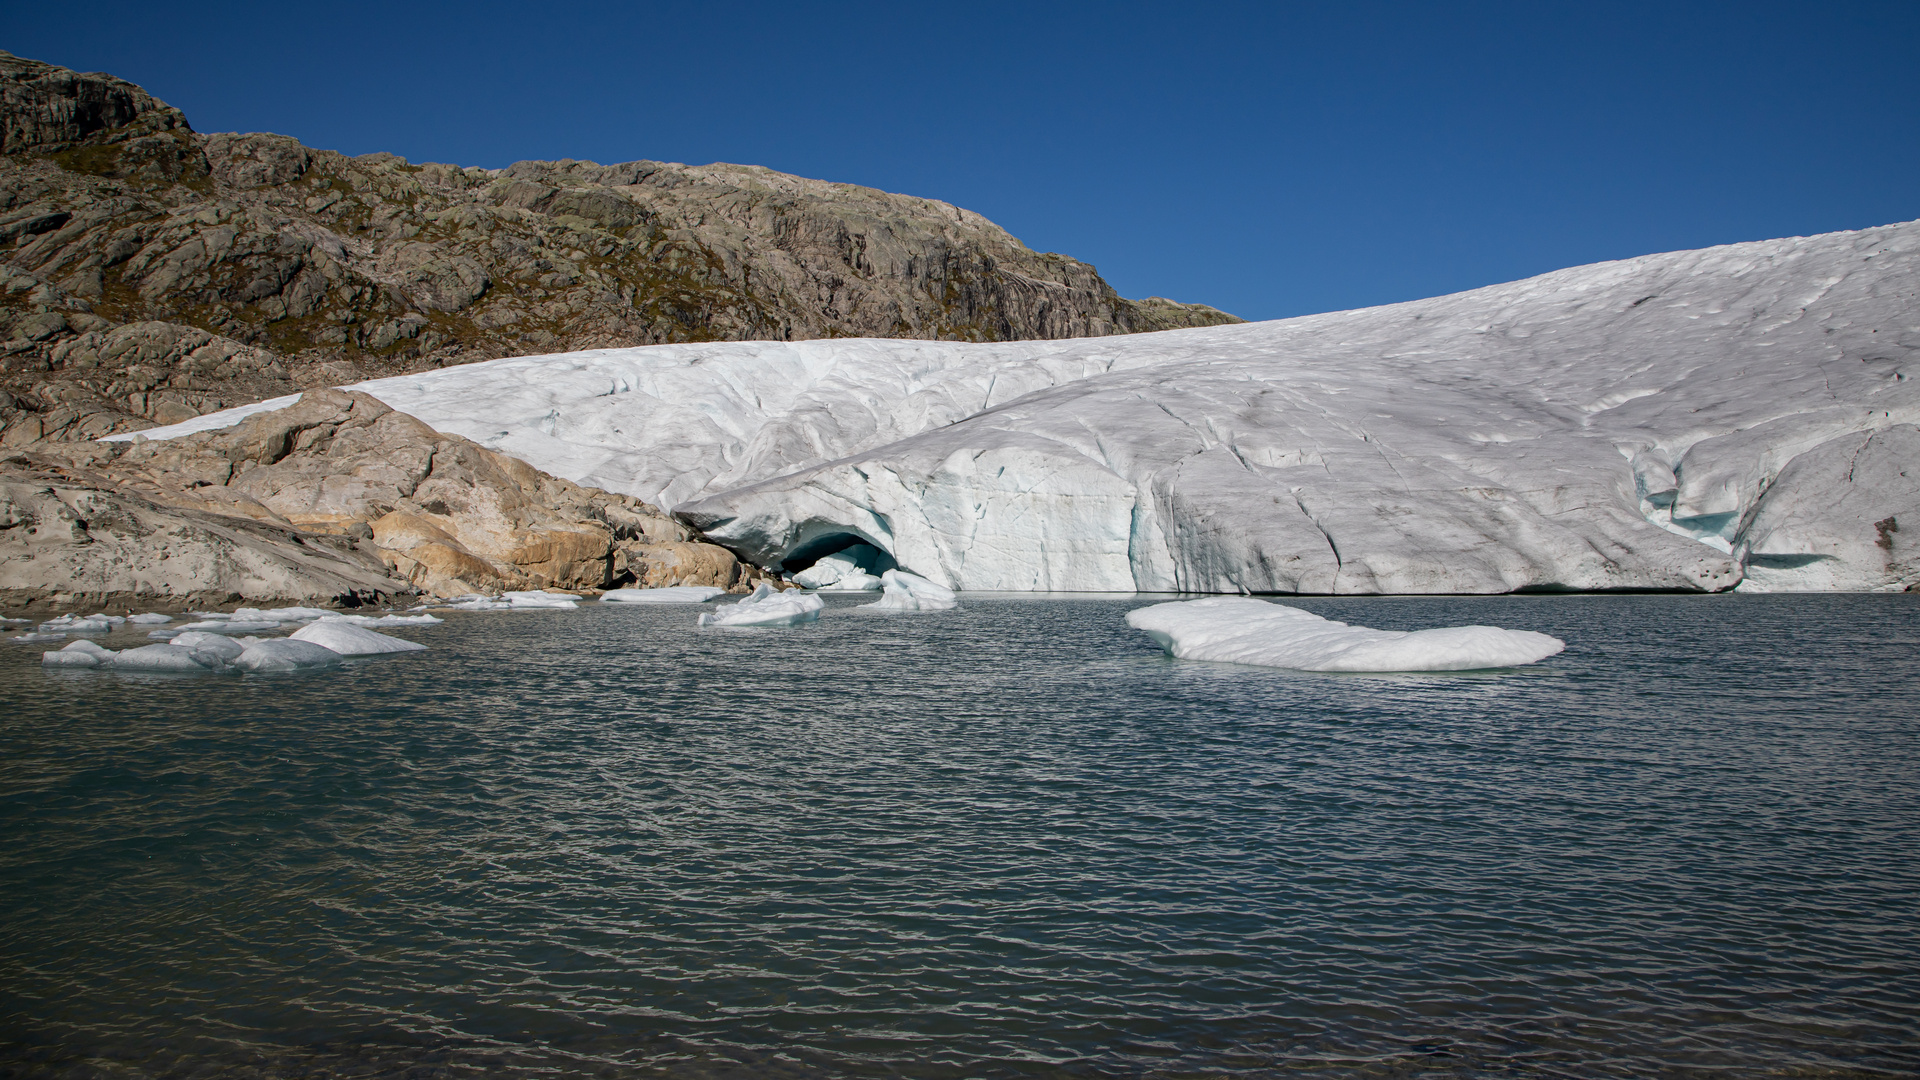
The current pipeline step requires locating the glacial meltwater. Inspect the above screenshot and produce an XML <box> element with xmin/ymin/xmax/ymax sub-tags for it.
<box><xmin>2</xmin><ymin>594</ymin><xmax>1916</xmax><ymax>1078</ymax></box>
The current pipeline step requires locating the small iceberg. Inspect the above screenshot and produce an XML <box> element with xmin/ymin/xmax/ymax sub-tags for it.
<box><xmin>42</xmin><ymin>639</ymin><xmax>116</xmax><ymax>668</ymax></box>
<box><xmin>602</xmin><ymin>586</ymin><xmax>727</xmax><ymax>603</ymax></box>
<box><xmin>11</xmin><ymin>632</ymin><xmax>66</xmax><ymax>644</ymax></box>
<box><xmin>167</xmin><ymin>631</ymin><xmax>246</xmax><ymax>661</ymax></box>
<box><xmin>40</xmin><ymin>615</ymin><xmax>113</xmax><ymax>634</ymax></box>
<box><xmin>232</xmin><ymin>639</ymin><xmax>344</xmax><ymax>672</ymax></box>
<box><xmin>127</xmin><ymin>613</ymin><xmax>174</xmax><ymax>625</ymax></box>
<box><xmin>234</xmin><ymin>606</ymin><xmax>334</xmax><ymax>622</ymax></box>
<box><xmin>290</xmin><ymin>620</ymin><xmax>428</xmax><ymax>656</ymax></box>
<box><xmin>864</xmin><ymin>570</ymin><xmax>958</xmax><ymax>612</ymax></box>
<box><xmin>111</xmin><ymin>643</ymin><xmax>226</xmax><ymax>673</ymax></box>
<box><xmin>792</xmin><ymin>544</ymin><xmax>889</xmax><ymax>591</ymax></box>
<box><xmin>698</xmin><ymin>583</ymin><xmax>825</xmax><ymax>628</ymax></box>
<box><xmin>1125</xmin><ymin>597</ymin><xmax>1565</xmax><ymax>672</ymax></box>
<box><xmin>321</xmin><ymin>612</ymin><xmax>444</xmax><ymax>627</ymax></box>
<box><xmin>180</xmin><ymin>620</ymin><xmax>284</xmax><ymax>634</ymax></box>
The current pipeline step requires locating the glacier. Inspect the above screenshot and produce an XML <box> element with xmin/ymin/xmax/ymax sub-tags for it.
<box><xmin>865</xmin><ymin>570</ymin><xmax>959</xmax><ymax>612</ymax></box>
<box><xmin>1126</xmin><ymin>597</ymin><xmax>1565</xmax><ymax>672</ymax></box>
<box><xmin>121</xmin><ymin>221</ymin><xmax>1920</xmax><ymax>594</ymax></box>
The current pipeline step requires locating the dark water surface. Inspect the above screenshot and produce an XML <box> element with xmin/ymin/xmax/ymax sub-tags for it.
<box><xmin>1</xmin><ymin>594</ymin><xmax>1916</xmax><ymax>1079</ymax></box>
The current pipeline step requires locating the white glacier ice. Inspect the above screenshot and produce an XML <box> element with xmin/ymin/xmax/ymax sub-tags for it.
<box><xmin>120</xmin><ymin>221</ymin><xmax>1920</xmax><ymax>594</ymax></box>
<box><xmin>127</xmin><ymin>613</ymin><xmax>174</xmax><ymax>625</ymax></box>
<box><xmin>864</xmin><ymin>570</ymin><xmax>959</xmax><ymax>612</ymax></box>
<box><xmin>697</xmin><ymin>583</ymin><xmax>825</xmax><ymax>628</ymax></box>
<box><xmin>232</xmin><ymin>639</ymin><xmax>345</xmax><ymax>672</ymax></box>
<box><xmin>437</xmin><ymin>591</ymin><xmax>580</xmax><ymax>611</ymax></box>
<box><xmin>289</xmin><ymin>621</ymin><xmax>428</xmax><ymax>656</ymax></box>
<box><xmin>180</xmin><ymin>620</ymin><xmax>284</xmax><ymax>634</ymax></box>
<box><xmin>791</xmin><ymin>543</ymin><xmax>891</xmax><ymax>590</ymax></box>
<box><xmin>234</xmin><ymin>606</ymin><xmax>334</xmax><ymax>622</ymax></box>
<box><xmin>601</xmin><ymin>586</ymin><xmax>727</xmax><ymax>603</ymax></box>
<box><xmin>1126</xmin><ymin>597</ymin><xmax>1566</xmax><ymax>672</ymax></box>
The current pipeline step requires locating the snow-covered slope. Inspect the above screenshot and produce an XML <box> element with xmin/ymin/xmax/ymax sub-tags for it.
<box><xmin>122</xmin><ymin>220</ymin><xmax>1920</xmax><ymax>593</ymax></box>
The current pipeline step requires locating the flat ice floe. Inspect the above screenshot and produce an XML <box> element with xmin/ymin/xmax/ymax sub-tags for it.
<box><xmin>601</xmin><ymin>586</ymin><xmax>727</xmax><ymax>603</ymax></box>
<box><xmin>37</xmin><ymin>607</ymin><xmax>433</xmax><ymax>673</ymax></box>
<box><xmin>120</xmin><ymin>221</ymin><xmax>1920</xmax><ymax>594</ymax></box>
<box><xmin>698</xmin><ymin>584</ymin><xmax>825</xmax><ymax>628</ymax></box>
<box><xmin>1126</xmin><ymin>597</ymin><xmax>1565</xmax><ymax>672</ymax></box>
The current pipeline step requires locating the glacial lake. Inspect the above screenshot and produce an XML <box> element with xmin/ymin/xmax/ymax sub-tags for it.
<box><xmin>2</xmin><ymin>593</ymin><xmax>1916</xmax><ymax>1078</ymax></box>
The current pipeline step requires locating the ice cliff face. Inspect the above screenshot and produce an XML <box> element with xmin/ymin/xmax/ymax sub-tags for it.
<box><xmin>132</xmin><ymin>220</ymin><xmax>1920</xmax><ymax>594</ymax></box>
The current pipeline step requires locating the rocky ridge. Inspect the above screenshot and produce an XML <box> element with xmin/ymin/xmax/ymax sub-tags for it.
<box><xmin>1</xmin><ymin>388</ymin><xmax>771</xmax><ymax>610</ymax></box>
<box><xmin>0</xmin><ymin>51</ymin><xmax>1239</xmax><ymax>445</ymax></box>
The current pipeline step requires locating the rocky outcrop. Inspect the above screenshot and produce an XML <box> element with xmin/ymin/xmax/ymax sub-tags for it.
<box><xmin>0</xmin><ymin>51</ymin><xmax>1239</xmax><ymax>446</ymax></box>
<box><xmin>1</xmin><ymin>389</ymin><xmax>764</xmax><ymax>608</ymax></box>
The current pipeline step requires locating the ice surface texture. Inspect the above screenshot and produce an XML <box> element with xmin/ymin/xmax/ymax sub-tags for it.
<box><xmin>132</xmin><ymin>222</ymin><xmax>1920</xmax><ymax>593</ymax></box>
<box><xmin>1126</xmin><ymin>598</ymin><xmax>1565</xmax><ymax>672</ymax></box>
<box><xmin>698</xmin><ymin>584</ymin><xmax>825</xmax><ymax>628</ymax></box>
<box><xmin>289</xmin><ymin>621</ymin><xmax>428</xmax><ymax>656</ymax></box>
<box><xmin>601</xmin><ymin>586</ymin><xmax>726</xmax><ymax>603</ymax></box>
<box><xmin>865</xmin><ymin>570</ymin><xmax>959</xmax><ymax>612</ymax></box>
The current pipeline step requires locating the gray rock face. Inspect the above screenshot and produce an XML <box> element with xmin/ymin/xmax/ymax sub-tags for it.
<box><xmin>0</xmin><ymin>387</ymin><xmax>764</xmax><ymax>607</ymax></box>
<box><xmin>0</xmin><ymin>51</ymin><xmax>1239</xmax><ymax>446</ymax></box>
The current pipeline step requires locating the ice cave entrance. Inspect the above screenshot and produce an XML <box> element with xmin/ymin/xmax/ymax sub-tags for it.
<box><xmin>783</xmin><ymin>535</ymin><xmax>897</xmax><ymax>591</ymax></box>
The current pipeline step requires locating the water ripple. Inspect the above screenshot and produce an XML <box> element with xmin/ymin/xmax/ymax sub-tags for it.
<box><xmin>1</xmin><ymin>593</ymin><xmax>1917</xmax><ymax>1078</ymax></box>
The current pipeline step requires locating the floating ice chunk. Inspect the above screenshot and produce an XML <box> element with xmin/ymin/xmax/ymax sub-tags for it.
<box><xmin>42</xmin><ymin>639</ymin><xmax>115</xmax><ymax>667</ymax></box>
<box><xmin>792</xmin><ymin>544</ymin><xmax>889</xmax><ymax>590</ymax></box>
<box><xmin>698</xmin><ymin>583</ymin><xmax>825</xmax><ymax>628</ymax></box>
<box><xmin>864</xmin><ymin>570</ymin><xmax>958</xmax><ymax>612</ymax></box>
<box><xmin>180</xmin><ymin>620</ymin><xmax>284</xmax><ymax>633</ymax></box>
<box><xmin>232</xmin><ymin>639</ymin><xmax>344</xmax><ymax>672</ymax></box>
<box><xmin>1125</xmin><ymin>597</ymin><xmax>1566</xmax><ymax>672</ymax></box>
<box><xmin>146</xmin><ymin>629</ymin><xmax>180</xmax><ymax>640</ymax></box>
<box><xmin>602</xmin><ymin>586</ymin><xmax>727</xmax><ymax>603</ymax></box>
<box><xmin>127</xmin><ymin>613</ymin><xmax>174</xmax><ymax>625</ymax></box>
<box><xmin>0</xmin><ymin>617</ymin><xmax>30</xmax><ymax>625</ymax></box>
<box><xmin>12</xmin><ymin>632</ymin><xmax>67</xmax><ymax>643</ymax></box>
<box><xmin>111</xmin><ymin>644</ymin><xmax>225</xmax><ymax>673</ymax></box>
<box><xmin>290</xmin><ymin>621</ymin><xmax>427</xmax><ymax>655</ymax></box>
<box><xmin>166</xmin><ymin>631</ymin><xmax>246</xmax><ymax>661</ymax></box>
<box><xmin>40</xmin><ymin>615</ymin><xmax>113</xmax><ymax>633</ymax></box>
<box><xmin>319</xmin><ymin>612</ymin><xmax>444</xmax><ymax>626</ymax></box>
<box><xmin>185</xmin><ymin>612</ymin><xmax>231</xmax><ymax>620</ymax></box>
<box><xmin>85</xmin><ymin>613</ymin><xmax>127</xmax><ymax>625</ymax></box>
<box><xmin>504</xmin><ymin>591</ymin><xmax>580</xmax><ymax>609</ymax></box>
<box><xmin>235</xmin><ymin>606</ymin><xmax>333</xmax><ymax>622</ymax></box>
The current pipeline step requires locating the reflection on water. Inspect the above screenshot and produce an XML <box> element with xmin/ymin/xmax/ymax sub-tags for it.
<box><xmin>2</xmin><ymin>593</ymin><xmax>1917</xmax><ymax>1078</ymax></box>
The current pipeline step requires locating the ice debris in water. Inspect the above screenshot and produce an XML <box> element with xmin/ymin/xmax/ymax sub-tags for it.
<box><xmin>232</xmin><ymin>639</ymin><xmax>345</xmax><ymax>672</ymax></box>
<box><xmin>439</xmin><ymin>591</ymin><xmax>579</xmax><ymax>611</ymax></box>
<box><xmin>112</xmin><ymin>644</ymin><xmax>226</xmax><ymax>672</ymax></box>
<box><xmin>1125</xmin><ymin>597</ymin><xmax>1565</xmax><ymax>672</ymax></box>
<box><xmin>320</xmin><ymin>612</ymin><xmax>443</xmax><ymax>626</ymax></box>
<box><xmin>11</xmin><ymin>632</ymin><xmax>66</xmax><ymax>643</ymax></box>
<box><xmin>602</xmin><ymin>586</ymin><xmax>727</xmax><ymax>603</ymax></box>
<box><xmin>792</xmin><ymin>544</ymin><xmax>888</xmax><ymax>591</ymax></box>
<box><xmin>127</xmin><ymin>613</ymin><xmax>173</xmax><ymax>624</ymax></box>
<box><xmin>864</xmin><ymin>570</ymin><xmax>958</xmax><ymax>612</ymax></box>
<box><xmin>40</xmin><ymin>615</ymin><xmax>113</xmax><ymax>633</ymax></box>
<box><xmin>166</xmin><ymin>631</ymin><xmax>245</xmax><ymax>660</ymax></box>
<box><xmin>233</xmin><ymin>606</ymin><xmax>333</xmax><ymax>622</ymax></box>
<box><xmin>290</xmin><ymin>621</ymin><xmax>427</xmax><ymax>656</ymax></box>
<box><xmin>41</xmin><ymin>639</ymin><xmax>116</xmax><ymax>668</ymax></box>
<box><xmin>180</xmin><ymin>620</ymin><xmax>284</xmax><ymax>634</ymax></box>
<box><xmin>698</xmin><ymin>583</ymin><xmax>825</xmax><ymax>628</ymax></box>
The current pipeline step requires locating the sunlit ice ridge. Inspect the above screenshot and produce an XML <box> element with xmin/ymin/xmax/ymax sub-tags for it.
<box><xmin>124</xmin><ymin>219</ymin><xmax>1920</xmax><ymax>595</ymax></box>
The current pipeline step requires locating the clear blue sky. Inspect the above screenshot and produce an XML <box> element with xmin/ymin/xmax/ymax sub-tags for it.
<box><xmin>9</xmin><ymin>1</ymin><xmax>1917</xmax><ymax>322</ymax></box>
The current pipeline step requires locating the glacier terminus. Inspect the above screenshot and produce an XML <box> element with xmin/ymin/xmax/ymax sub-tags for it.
<box><xmin>124</xmin><ymin>220</ymin><xmax>1920</xmax><ymax>595</ymax></box>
